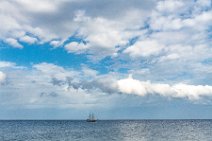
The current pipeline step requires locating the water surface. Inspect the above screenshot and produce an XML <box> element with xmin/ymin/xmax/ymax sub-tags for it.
<box><xmin>0</xmin><ymin>120</ymin><xmax>211</xmax><ymax>141</ymax></box>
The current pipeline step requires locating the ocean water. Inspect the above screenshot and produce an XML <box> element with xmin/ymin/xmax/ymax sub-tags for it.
<box><xmin>0</xmin><ymin>120</ymin><xmax>211</xmax><ymax>141</ymax></box>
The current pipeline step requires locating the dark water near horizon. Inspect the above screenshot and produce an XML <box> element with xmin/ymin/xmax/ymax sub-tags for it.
<box><xmin>0</xmin><ymin>120</ymin><xmax>212</xmax><ymax>141</ymax></box>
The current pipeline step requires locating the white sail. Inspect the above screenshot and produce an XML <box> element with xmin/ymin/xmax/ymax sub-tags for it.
<box><xmin>87</xmin><ymin>113</ymin><xmax>96</xmax><ymax>122</ymax></box>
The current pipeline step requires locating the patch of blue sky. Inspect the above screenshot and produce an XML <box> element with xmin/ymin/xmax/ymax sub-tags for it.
<box><xmin>207</xmin><ymin>27</ymin><xmax>212</xmax><ymax>40</ymax></box>
<box><xmin>87</xmin><ymin>56</ymin><xmax>116</xmax><ymax>74</ymax></box>
<box><xmin>0</xmin><ymin>39</ymin><xmax>121</xmax><ymax>74</ymax></box>
<box><xmin>128</xmin><ymin>36</ymin><xmax>140</xmax><ymax>46</ymax></box>
<box><xmin>0</xmin><ymin>40</ymin><xmax>88</xmax><ymax>69</ymax></box>
<box><xmin>202</xmin><ymin>58</ymin><xmax>212</xmax><ymax>65</ymax></box>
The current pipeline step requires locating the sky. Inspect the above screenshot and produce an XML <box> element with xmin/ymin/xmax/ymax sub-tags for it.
<box><xmin>0</xmin><ymin>0</ymin><xmax>212</xmax><ymax>119</ymax></box>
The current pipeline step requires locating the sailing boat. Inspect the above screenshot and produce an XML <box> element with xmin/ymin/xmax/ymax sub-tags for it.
<box><xmin>86</xmin><ymin>113</ymin><xmax>97</xmax><ymax>122</ymax></box>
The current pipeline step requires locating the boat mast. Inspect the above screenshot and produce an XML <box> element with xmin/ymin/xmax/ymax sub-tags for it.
<box><xmin>91</xmin><ymin>113</ymin><xmax>93</xmax><ymax>120</ymax></box>
<box><xmin>89</xmin><ymin>113</ymin><xmax>92</xmax><ymax>120</ymax></box>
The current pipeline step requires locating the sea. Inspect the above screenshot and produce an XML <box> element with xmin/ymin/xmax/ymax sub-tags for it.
<box><xmin>0</xmin><ymin>120</ymin><xmax>211</xmax><ymax>141</ymax></box>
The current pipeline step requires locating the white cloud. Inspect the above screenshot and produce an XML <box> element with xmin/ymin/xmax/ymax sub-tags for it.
<box><xmin>0</xmin><ymin>71</ymin><xmax>6</xmax><ymax>84</ymax></box>
<box><xmin>19</xmin><ymin>35</ymin><xmax>37</xmax><ymax>44</ymax></box>
<box><xmin>150</xmin><ymin>31</ymin><xmax>189</xmax><ymax>45</ymax></box>
<box><xmin>72</xmin><ymin>12</ymin><xmax>134</xmax><ymax>59</ymax></box>
<box><xmin>159</xmin><ymin>53</ymin><xmax>179</xmax><ymax>62</ymax></box>
<box><xmin>156</xmin><ymin>0</ymin><xmax>185</xmax><ymax>13</ymax></box>
<box><xmin>82</xmin><ymin>66</ymin><xmax>98</xmax><ymax>78</ymax></box>
<box><xmin>183</xmin><ymin>10</ymin><xmax>212</xmax><ymax>30</ymax></box>
<box><xmin>5</xmin><ymin>38</ymin><xmax>23</xmax><ymax>48</ymax></box>
<box><xmin>27</xmin><ymin>63</ymin><xmax>212</xmax><ymax>102</ymax></box>
<box><xmin>14</xmin><ymin>0</ymin><xmax>61</xmax><ymax>13</ymax></box>
<box><xmin>196</xmin><ymin>0</ymin><xmax>211</xmax><ymax>7</ymax></box>
<box><xmin>150</xmin><ymin>1</ymin><xmax>212</xmax><ymax>32</ymax></box>
<box><xmin>33</xmin><ymin>63</ymin><xmax>65</xmax><ymax>72</ymax></box>
<box><xmin>118</xmin><ymin>0</ymin><xmax>211</xmax><ymax>87</ymax></box>
<box><xmin>50</xmin><ymin>40</ymin><xmax>63</xmax><ymax>48</ymax></box>
<box><xmin>117</xmin><ymin>75</ymin><xmax>212</xmax><ymax>100</ymax></box>
<box><xmin>117</xmin><ymin>74</ymin><xmax>147</xmax><ymax>96</ymax></box>
<box><xmin>0</xmin><ymin>61</ymin><xmax>16</xmax><ymax>68</ymax></box>
<box><xmin>0</xmin><ymin>62</ymin><xmax>212</xmax><ymax>110</ymax></box>
<box><xmin>124</xmin><ymin>40</ymin><xmax>164</xmax><ymax>58</ymax></box>
<box><xmin>65</xmin><ymin>42</ymin><xmax>88</xmax><ymax>53</ymax></box>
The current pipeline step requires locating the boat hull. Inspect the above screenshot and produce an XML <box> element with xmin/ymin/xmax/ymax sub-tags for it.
<box><xmin>86</xmin><ymin>119</ymin><xmax>96</xmax><ymax>122</ymax></box>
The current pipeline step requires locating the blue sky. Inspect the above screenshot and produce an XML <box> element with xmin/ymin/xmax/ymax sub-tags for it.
<box><xmin>0</xmin><ymin>0</ymin><xmax>212</xmax><ymax>119</ymax></box>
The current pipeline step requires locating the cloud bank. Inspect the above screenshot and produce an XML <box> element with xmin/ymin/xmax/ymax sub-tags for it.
<box><xmin>117</xmin><ymin>75</ymin><xmax>212</xmax><ymax>100</ymax></box>
<box><xmin>0</xmin><ymin>62</ymin><xmax>212</xmax><ymax>110</ymax></box>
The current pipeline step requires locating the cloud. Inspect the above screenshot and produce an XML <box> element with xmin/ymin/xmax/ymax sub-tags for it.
<box><xmin>13</xmin><ymin>0</ymin><xmax>61</xmax><ymax>13</ymax></box>
<box><xmin>117</xmin><ymin>75</ymin><xmax>212</xmax><ymax>100</ymax></box>
<box><xmin>5</xmin><ymin>38</ymin><xmax>23</xmax><ymax>48</ymax></box>
<box><xmin>0</xmin><ymin>61</ymin><xmax>16</xmax><ymax>68</ymax></box>
<box><xmin>116</xmin><ymin>0</ymin><xmax>212</xmax><ymax>87</ymax></box>
<box><xmin>68</xmin><ymin>11</ymin><xmax>137</xmax><ymax>59</ymax></box>
<box><xmin>1</xmin><ymin>62</ymin><xmax>212</xmax><ymax>108</ymax></box>
<box><xmin>19</xmin><ymin>35</ymin><xmax>37</xmax><ymax>44</ymax></box>
<box><xmin>159</xmin><ymin>53</ymin><xmax>179</xmax><ymax>62</ymax></box>
<box><xmin>0</xmin><ymin>62</ymin><xmax>101</xmax><ymax>108</ymax></box>
<box><xmin>0</xmin><ymin>71</ymin><xmax>6</xmax><ymax>84</ymax></box>
<box><xmin>65</xmin><ymin>42</ymin><xmax>88</xmax><ymax>53</ymax></box>
<box><xmin>124</xmin><ymin>40</ymin><xmax>165</xmax><ymax>58</ymax></box>
<box><xmin>33</xmin><ymin>62</ymin><xmax>79</xmax><ymax>82</ymax></box>
<box><xmin>50</xmin><ymin>40</ymin><xmax>63</xmax><ymax>48</ymax></box>
<box><xmin>156</xmin><ymin>0</ymin><xmax>185</xmax><ymax>13</ymax></box>
<box><xmin>117</xmin><ymin>74</ymin><xmax>147</xmax><ymax>96</ymax></box>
